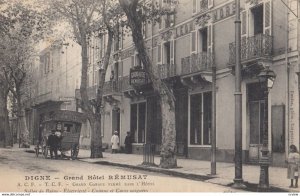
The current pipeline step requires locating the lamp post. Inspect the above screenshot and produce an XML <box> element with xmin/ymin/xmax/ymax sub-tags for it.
<box><xmin>257</xmin><ymin>65</ymin><xmax>276</xmax><ymax>191</ymax></box>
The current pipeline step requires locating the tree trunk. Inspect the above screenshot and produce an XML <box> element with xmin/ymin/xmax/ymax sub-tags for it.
<box><xmin>79</xmin><ymin>33</ymin><xmax>103</xmax><ymax>158</ymax></box>
<box><xmin>89</xmin><ymin>114</ymin><xmax>103</xmax><ymax>158</ymax></box>
<box><xmin>4</xmin><ymin>90</ymin><xmax>12</xmax><ymax>147</ymax></box>
<box><xmin>16</xmin><ymin>92</ymin><xmax>29</xmax><ymax>148</ymax></box>
<box><xmin>0</xmin><ymin>87</ymin><xmax>8</xmax><ymax>148</ymax></box>
<box><xmin>119</xmin><ymin>0</ymin><xmax>177</xmax><ymax>168</ymax></box>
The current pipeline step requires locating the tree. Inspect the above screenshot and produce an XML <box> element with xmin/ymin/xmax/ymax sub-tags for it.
<box><xmin>119</xmin><ymin>0</ymin><xmax>178</xmax><ymax>168</ymax></box>
<box><xmin>48</xmin><ymin>0</ymin><xmax>122</xmax><ymax>158</ymax></box>
<box><xmin>0</xmin><ymin>1</ymin><xmax>50</xmax><ymax>147</ymax></box>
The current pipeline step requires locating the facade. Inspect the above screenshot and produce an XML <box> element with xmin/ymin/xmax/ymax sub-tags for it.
<box><xmin>76</xmin><ymin>0</ymin><xmax>300</xmax><ymax>166</ymax></box>
<box><xmin>23</xmin><ymin>39</ymin><xmax>82</xmax><ymax>144</ymax></box>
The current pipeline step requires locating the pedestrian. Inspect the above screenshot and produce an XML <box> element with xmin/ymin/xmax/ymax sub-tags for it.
<box><xmin>47</xmin><ymin>130</ymin><xmax>60</xmax><ymax>159</ymax></box>
<box><xmin>111</xmin><ymin>131</ymin><xmax>119</xmax><ymax>154</ymax></box>
<box><xmin>287</xmin><ymin>144</ymin><xmax>299</xmax><ymax>188</ymax></box>
<box><xmin>124</xmin><ymin>131</ymin><xmax>132</xmax><ymax>154</ymax></box>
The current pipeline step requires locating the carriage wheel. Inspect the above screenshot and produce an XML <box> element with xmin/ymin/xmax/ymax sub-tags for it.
<box><xmin>71</xmin><ymin>144</ymin><xmax>79</xmax><ymax>160</ymax></box>
<box><xmin>35</xmin><ymin>145</ymin><xmax>39</xmax><ymax>157</ymax></box>
<box><xmin>43</xmin><ymin>146</ymin><xmax>48</xmax><ymax>159</ymax></box>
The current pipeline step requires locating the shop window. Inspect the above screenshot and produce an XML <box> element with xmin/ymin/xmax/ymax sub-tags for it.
<box><xmin>248</xmin><ymin>82</ymin><xmax>265</xmax><ymax>145</ymax></box>
<box><xmin>190</xmin><ymin>92</ymin><xmax>212</xmax><ymax>145</ymax></box>
<box><xmin>130</xmin><ymin>102</ymin><xmax>146</xmax><ymax>143</ymax></box>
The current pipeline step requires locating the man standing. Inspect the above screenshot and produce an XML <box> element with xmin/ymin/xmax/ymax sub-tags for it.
<box><xmin>111</xmin><ymin>131</ymin><xmax>119</xmax><ymax>154</ymax></box>
<box><xmin>124</xmin><ymin>131</ymin><xmax>132</xmax><ymax>154</ymax></box>
<box><xmin>47</xmin><ymin>130</ymin><xmax>59</xmax><ymax>159</ymax></box>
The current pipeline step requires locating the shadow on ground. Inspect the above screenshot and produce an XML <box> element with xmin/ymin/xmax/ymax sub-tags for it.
<box><xmin>227</xmin><ymin>182</ymin><xmax>288</xmax><ymax>192</ymax></box>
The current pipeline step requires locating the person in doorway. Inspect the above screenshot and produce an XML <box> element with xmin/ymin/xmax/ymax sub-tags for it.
<box><xmin>124</xmin><ymin>131</ymin><xmax>132</xmax><ymax>154</ymax></box>
<box><xmin>111</xmin><ymin>131</ymin><xmax>119</xmax><ymax>154</ymax></box>
<box><xmin>287</xmin><ymin>144</ymin><xmax>300</xmax><ymax>188</ymax></box>
<box><xmin>47</xmin><ymin>130</ymin><xmax>60</xmax><ymax>159</ymax></box>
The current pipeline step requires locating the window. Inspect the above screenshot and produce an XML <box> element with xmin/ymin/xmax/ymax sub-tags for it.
<box><xmin>130</xmin><ymin>102</ymin><xmax>146</xmax><ymax>143</ymax></box>
<box><xmin>251</xmin><ymin>4</ymin><xmax>263</xmax><ymax>35</ymax></box>
<box><xmin>163</xmin><ymin>42</ymin><xmax>171</xmax><ymax>64</ymax></box>
<box><xmin>198</xmin><ymin>27</ymin><xmax>208</xmax><ymax>52</ymax></box>
<box><xmin>190</xmin><ymin>92</ymin><xmax>212</xmax><ymax>145</ymax></box>
<box><xmin>132</xmin><ymin>53</ymin><xmax>143</xmax><ymax>68</ymax></box>
<box><xmin>142</xmin><ymin>22</ymin><xmax>147</xmax><ymax>38</ymax></box>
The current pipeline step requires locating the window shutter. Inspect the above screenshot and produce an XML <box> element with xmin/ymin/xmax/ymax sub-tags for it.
<box><xmin>241</xmin><ymin>10</ymin><xmax>248</xmax><ymax>38</ymax></box>
<box><xmin>208</xmin><ymin>0</ymin><xmax>213</xmax><ymax>8</ymax></box>
<box><xmin>190</xmin><ymin>31</ymin><xmax>197</xmax><ymax>54</ymax></box>
<box><xmin>263</xmin><ymin>1</ymin><xmax>272</xmax><ymax>35</ymax></box>
<box><xmin>157</xmin><ymin>44</ymin><xmax>162</xmax><ymax>64</ymax></box>
<box><xmin>192</xmin><ymin>0</ymin><xmax>197</xmax><ymax>14</ymax></box>
<box><xmin>118</xmin><ymin>61</ymin><xmax>123</xmax><ymax>77</ymax></box>
<box><xmin>131</xmin><ymin>55</ymin><xmax>135</xmax><ymax>68</ymax></box>
<box><xmin>170</xmin><ymin>39</ymin><xmax>175</xmax><ymax>65</ymax></box>
<box><xmin>207</xmin><ymin>24</ymin><xmax>213</xmax><ymax>67</ymax></box>
<box><xmin>241</xmin><ymin>10</ymin><xmax>248</xmax><ymax>59</ymax></box>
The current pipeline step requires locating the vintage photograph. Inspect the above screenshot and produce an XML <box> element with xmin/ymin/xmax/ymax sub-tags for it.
<box><xmin>0</xmin><ymin>0</ymin><xmax>299</xmax><ymax>194</ymax></box>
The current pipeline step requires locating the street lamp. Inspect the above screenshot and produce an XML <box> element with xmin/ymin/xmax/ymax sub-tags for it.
<box><xmin>257</xmin><ymin>65</ymin><xmax>276</xmax><ymax>191</ymax></box>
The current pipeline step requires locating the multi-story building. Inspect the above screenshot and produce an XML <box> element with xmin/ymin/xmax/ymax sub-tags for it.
<box><xmin>23</xmin><ymin>39</ymin><xmax>82</xmax><ymax>144</ymax></box>
<box><xmin>78</xmin><ymin>0</ymin><xmax>299</xmax><ymax>166</ymax></box>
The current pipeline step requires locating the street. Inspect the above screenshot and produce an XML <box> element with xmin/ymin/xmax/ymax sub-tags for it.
<box><xmin>0</xmin><ymin>148</ymin><xmax>245</xmax><ymax>193</ymax></box>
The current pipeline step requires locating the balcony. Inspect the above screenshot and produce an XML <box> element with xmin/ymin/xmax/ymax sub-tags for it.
<box><xmin>228</xmin><ymin>34</ymin><xmax>273</xmax><ymax>65</ymax></box>
<box><xmin>75</xmin><ymin>85</ymin><xmax>98</xmax><ymax>100</ymax></box>
<box><xmin>156</xmin><ymin>63</ymin><xmax>176</xmax><ymax>80</ymax></box>
<box><xmin>181</xmin><ymin>52</ymin><xmax>213</xmax><ymax>75</ymax></box>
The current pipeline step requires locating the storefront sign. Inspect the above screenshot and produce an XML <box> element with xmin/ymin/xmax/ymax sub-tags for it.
<box><xmin>129</xmin><ymin>68</ymin><xmax>148</xmax><ymax>86</ymax></box>
<box><xmin>211</xmin><ymin>2</ymin><xmax>236</xmax><ymax>23</ymax></box>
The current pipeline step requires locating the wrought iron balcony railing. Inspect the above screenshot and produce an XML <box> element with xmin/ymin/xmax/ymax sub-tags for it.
<box><xmin>156</xmin><ymin>63</ymin><xmax>176</xmax><ymax>79</ymax></box>
<box><xmin>75</xmin><ymin>85</ymin><xmax>98</xmax><ymax>100</ymax></box>
<box><xmin>103</xmin><ymin>80</ymin><xmax>122</xmax><ymax>95</ymax></box>
<box><xmin>181</xmin><ymin>52</ymin><xmax>213</xmax><ymax>75</ymax></box>
<box><xmin>228</xmin><ymin>34</ymin><xmax>273</xmax><ymax>65</ymax></box>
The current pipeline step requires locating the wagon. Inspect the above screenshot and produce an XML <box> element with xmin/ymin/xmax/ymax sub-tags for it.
<box><xmin>35</xmin><ymin>110</ymin><xmax>86</xmax><ymax>160</ymax></box>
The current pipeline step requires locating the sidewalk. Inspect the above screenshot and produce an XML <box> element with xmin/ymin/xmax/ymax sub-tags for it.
<box><xmin>17</xmin><ymin>145</ymin><xmax>298</xmax><ymax>192</ymax></box>
<box><xmin>76</xmin><ymin>149</ymin><xmax>299</xmax><ymax>192</ymax></box>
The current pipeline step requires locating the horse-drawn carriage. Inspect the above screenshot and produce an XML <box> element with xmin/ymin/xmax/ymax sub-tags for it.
<box><xmin>35</xmin><ymin>110</ymin><xmax>86</xmax><ymax>160</ymax></box>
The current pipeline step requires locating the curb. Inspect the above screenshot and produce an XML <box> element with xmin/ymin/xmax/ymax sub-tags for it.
<box><xmin>77</xmin><ymin>158</ymin><xmax>292</xmax><ymax>192</ymax></box>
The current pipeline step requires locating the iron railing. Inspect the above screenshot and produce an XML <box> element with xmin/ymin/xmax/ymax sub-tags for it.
<box><xmin>156</xmin><ymin>63</ymin><xmax>176</xmax><ymax>79</ymax></box>
<box><xmin>142</xmin><ymin>143</ymin><xmax>156</xmax><ymax>166</ymax></box>
<box><xmin>181</xmin><ymin>52</ymin><xmax>213</xmax><ymax>75</ymax></box>
<box><xmin>228</xmin><ymin>34</ymin><xmax>273</xmax><ymax>65</ymax></box>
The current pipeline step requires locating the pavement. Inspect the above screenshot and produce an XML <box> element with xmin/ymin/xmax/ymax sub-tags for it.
<box><xmin>11</xmin><ymin>145</ymin><xmax>300</xmax><ymax>192</ymax></box>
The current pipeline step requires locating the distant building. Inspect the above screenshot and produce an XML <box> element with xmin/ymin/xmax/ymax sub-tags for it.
<box><xmin>23</xmin><ymin>39</ymin><xmax>82</xmax><ymax>144</ymax></box>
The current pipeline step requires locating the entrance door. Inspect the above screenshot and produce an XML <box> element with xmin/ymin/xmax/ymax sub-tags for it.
<box><xmin>112</xmin><ymin>108</ymin><xmax>120</xmax><ymax>135</ymax></box>
<box><xmin>248</xmin><ymin>83</ymin><xmax>265</xmax><ymax>162</ymax></box>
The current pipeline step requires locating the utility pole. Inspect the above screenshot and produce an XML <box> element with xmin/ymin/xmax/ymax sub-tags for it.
<box><xmin>211</xmin><ymin>65</ymin><xmax>216</xmax><ymax>175</ymax></box>
<box><xmin>232</xmin><ymin>0</ymin><xmax>245</xmax><ymax>188</ymax></box>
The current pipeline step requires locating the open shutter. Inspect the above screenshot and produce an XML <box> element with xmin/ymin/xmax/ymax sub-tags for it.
<box><xmin>170</xmin><ymin>39</ymin><xmax>175</xmax><ymax>65</ymax></box>
<box><xmin>208</xmin><ymin>0</ymin><xmax>213</xmax><ymax>9</ymax></box>
<box><xmin>131</xmin><ymin>55</ymin><xmax>135</xmax><ymax>68</ymax></box>
<box><xmin>170</xmin><ymin>39</ymin><xmax>175</xmax><ymax>76</ymax></box>
<box><xmin>118</xmin><ymin>61</ymin><xmax>123</xmax><ymax>78</ymax></box>
<box><xmin>241</xmin><ymin>10</ymin><xmax>248</xmax><ymax>60</ymax></box>
<box><xmin>192</xmin><ymin>0</ymin><xmax>197</xmax><ymax>14</ymax></box>
<box><xmin>190</xmin><ymin>31</ymin><xmax>197</xmax><ymax>54</ymax></box>
<box><xmin>207</xmin><ymin>24</ymin><xmax>213</xmax><ymax>67</ymax></box>
<box><xmin>157</xmin><ymin>44</ymin><xmax>162</xmax><ymax>64</ymax></box>
<box><xmin>263</xmin><ymin>1</ymin><xmax>272</xmax><ymax>35</ymax></box>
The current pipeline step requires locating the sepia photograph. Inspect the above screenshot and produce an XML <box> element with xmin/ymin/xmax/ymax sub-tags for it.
<box><xmin>0</xmin><ymin>0</ymin><xmax>299</xmax><ymax>194</ymax></box>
